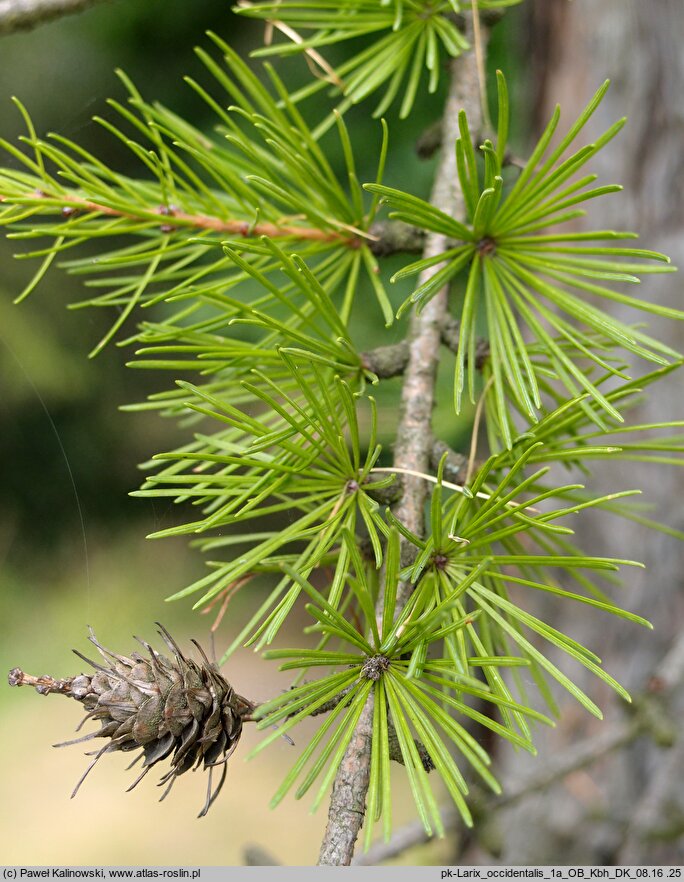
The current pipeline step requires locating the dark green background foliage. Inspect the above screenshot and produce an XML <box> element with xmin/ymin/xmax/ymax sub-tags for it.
<box><xmin>0</xmin><ymin>1</ymin><xmax>243</xmax><ymax>542</ymax></box>
<box><xmin>0</xmin><ymin>2</ymin><xmax>524</xmax><ymax>550</ymax></box>
<box><xmin>0</xmin><ymin>1</ymin><xmax>456</xmax><ymax>546</ymax></box>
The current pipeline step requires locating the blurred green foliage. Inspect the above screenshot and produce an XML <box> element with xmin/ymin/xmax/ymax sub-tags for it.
<box><xmin>0</xmin><ymin>1</ymin><xmax>523</xmax><ymax>566</ymax></box>
<box><xmin>0</xmin><ymin>2</ymin><xmax>249</xmax><ymax>546</ymax></box>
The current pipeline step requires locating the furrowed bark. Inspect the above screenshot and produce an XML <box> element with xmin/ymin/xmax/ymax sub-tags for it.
<box><xmin>493</xmin><ymin>2</ymin><xmax>684</xmax><ymax>866</ymax></box>
<box><xmin>317</xmin><ymin>28</ymin><xmax>484</xmax><ymax>866</ymax></box>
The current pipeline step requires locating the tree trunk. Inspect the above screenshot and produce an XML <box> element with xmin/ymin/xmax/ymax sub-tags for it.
<box><xmin>493</xmin><ymin>1</ymin><xmax>684</xmax><ymax>864</ymax></box>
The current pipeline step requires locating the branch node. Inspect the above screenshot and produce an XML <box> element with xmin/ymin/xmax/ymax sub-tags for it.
<box><xmin>368</xmin><ymin>220</ymin><xmax>426</xmax><ymax>257</ymax></box>
<box><xmin>440</xmin><ymin>315</ymin><xmax>461</xmax><ymax>353</ymax></box>
<box><xmin>416</xmin><ymin>120</ymin><xmax>443</xmax><ymax>159</ymax></box>
<box><xmin>429</xmin><ymin>439</ymin><xmax>467</xmax><ymax>485</ymax></box>
<box><xmin>360</xmin><ymin>655</ymin><xmax>391</xmax><ymax>682</ymax></box>
<box><xmin>360</xmin><ymin>341</ymin><xmax>410</xmax><ymax>378</ymax></box>
<box><xmin>441</xmin><ymin>315</ymin><xmax>490</xmax><ymax>367</ymax></box>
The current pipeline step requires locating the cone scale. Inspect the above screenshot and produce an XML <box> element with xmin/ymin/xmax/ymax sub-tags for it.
<box><xmin>8</xmin><ymin>624</ymin><xmax>254</xmax><ymax>817</ymax></box>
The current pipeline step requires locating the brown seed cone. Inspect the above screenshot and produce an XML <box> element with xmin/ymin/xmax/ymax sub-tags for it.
<box><xmin>8</xmin><ymin>624</ymin><xmax>254</xmax><ymax>817</ymax></box>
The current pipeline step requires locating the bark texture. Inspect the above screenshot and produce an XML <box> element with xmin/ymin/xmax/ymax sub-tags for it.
<box><xmin>489</xmin><ymin>1</ymin><xmax>684</xmax><ymax>865</ymax></box>
<box><xmin>317</xmin><ymin>32</ymin><xmax>483</xmax><ymax>865</ymax></box>
<box><xmin>0</xmin><ymin>0</ymin><xmax>111</xmax><ymax>34</ymax></box>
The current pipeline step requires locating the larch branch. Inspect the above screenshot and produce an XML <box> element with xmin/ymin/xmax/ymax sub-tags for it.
<box><xmin>1</xmin><ymin>189</ymin><xmax>426</xmax><ymax>253</ymax></box>
<box><xmin>317</xmin><ymin>25</ymin><xmax>484</xmax><ymax>866</ymax></box>
<box><xmin>356</xmin><ymin>632</ymin><xmax>684</xmax><ymax>865</ymax></box>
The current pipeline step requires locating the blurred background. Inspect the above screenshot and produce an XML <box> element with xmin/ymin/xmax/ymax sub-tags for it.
<box><xmin>0</xmin><ymin>0</ymin><xmax>682</xmax><ymax>866</ymax></box>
